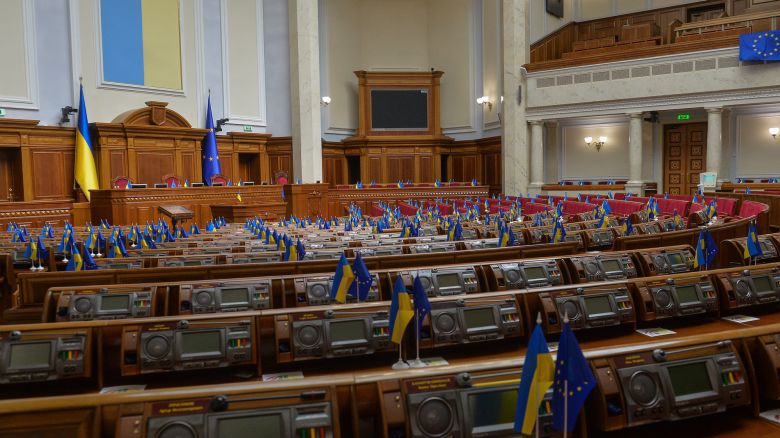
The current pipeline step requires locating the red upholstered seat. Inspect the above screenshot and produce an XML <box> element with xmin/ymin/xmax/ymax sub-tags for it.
<box><xmin>370</xmin><ymin>204</ymin><xmax>385</xmax><ymax>216</ymax></box>
<box><xmin>274</xmin><ymin>170</ymin><xmax>289</xmax><ymax>185</ymax></box>
<box><xmin>605</xmin><ymin>199</ymin><xmax>644</xmax><ymax>217</ymax></box>
<box><xmin>162</xmin><ymin>174</ymin><xmax>181</xmax><ymax>188</ymax></box>
<box><xmin>655</xmin><ymin>198</ymin><xmax>691</xmax><ymax>216</ymax></box>
<box><xmin>210</xmin><ymin>174</ymin><xmax>228</xmax><ymax>185</ymax></box>
<box><xmin>704</xmin><ymin>197</ymin><xmax>738</xmax><ymax>216</ymax></box>
<box><xmin>397</xmin><ymin>201</ymin><xmax>418</xmax><ymax>216</ymax></box>
<box><xmin>689</xmin><ymin>202</ymin><xmax>705</xmax><ymax>213</ymax></box>
<box><xmin>738</xmin><ymin>200</ymin><xmax>768</xmax><ymax>218</ymax></box>
<box><xmin>523</xmin><ymin>203</ymin><xmax>553</xmax><ymax>214</ymax></box>
<box><xmin>561</xmin><ymin>200</ymin><xmax>598</xmax><ymax>215</ymax></box>
<box><xmin>112</xmin><ymin>176</ymin><xmax>132</xmax><ymax>189</ymax></box>
<box><xmin>666</xmin><ymin>194</ymin><xmax>693</xmax><ymax>201</ymax></box>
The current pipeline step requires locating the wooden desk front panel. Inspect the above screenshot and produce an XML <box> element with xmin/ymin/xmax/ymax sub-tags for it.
<box><xmin>327</xmin><ymin>186</ymin><xmax>490</xmax><ymax>216</ymax></box>
<box><xmin>90</xmin><ymin>186</ymin><xmax>284</xmax><ymax>226</ymax></box>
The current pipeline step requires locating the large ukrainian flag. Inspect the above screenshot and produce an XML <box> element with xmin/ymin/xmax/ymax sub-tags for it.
<box><xmin>100</xmin><ymin>0</ymin><xmax>182</xmax><ymax>90</ymax></box>
<box><xmin>75</xmin><ymin>85</ymin><xmax>99</xmax><ymax>201</ymax></box>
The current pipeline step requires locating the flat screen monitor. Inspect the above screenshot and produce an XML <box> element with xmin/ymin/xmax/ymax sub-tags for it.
<box><xmin>153</xmin><ymin>183</ymin><xmax>167</xmax><ymax>188</ymax></box>
<box><xmin>329</xmin><ymin>320</ymin><xmax>367</xmax><ymax>346</ymax></box>
<box><xmin>100</xmin><ymin>294</ymin><xmax>130</xmax><ymax>312</ymax></box>
<box><xmin>583</xmin><ymin>295</ymin><xmax>612</xmax><ymax>315</ymax></box>
<box><xmin>129</xmin><ymin>183</ymin><xmax>147</xmax><ymax>189</ymax></box>
<box><xmin>242</xmin><ymin>181</ymin><xmax>255</xmax><ymax>186</ymax></box>
<box><xmin>213</xmin><ymin>413</ymin><xmax>285</xmax><ymax>438</ymax></box>
<box><xmin>467</xmin><ymin>389</ymin><xmax>518</xmax><ymax>433</ymax></box>
<box><xmin>463</xmin><ymin>308</ymin><xmax>498</xmax><ymax>332</ymax></box>
<box><xmin>191</xmin><ymin>182</ymin><xmax>205</xmax><ymax>187</ymax></box>
<box><xmin>436</xmin><ymin>273</ymin><xmax>461</xmax><ymax>288</ymax></box>
<box><xmin>523</xmin><ymin>266</ymin><xmax>547</xmax><ymax>281</ymax></box>
<box><xmin>667</xmin><ymin>252</ymin><xmax>686</xmax><ymax>266</ymax></box>
<box><xmin>370</xmin><ymin>89</ymin><xmax>428</xmax><ymax>131</ymax></box>
<box><xmin>8</xmin><ymin>342</ymin><xmax>52</xmax><ymax>371</ymax></box>
<box><xmin>221</xmin><ymin>287</ymin><xmax>250</xmax><ymax>305</ymax></box>
<box><xmin>601</xmin><ymin>259</ymin><xmax>622</xmax><ymax>274</ymax></box>
<box><xmin>668</xmin><ymin>362</ymin><xmax>713</xmax><ymax>397</ymax></box>
<box><xmin>759</xmin><ymin>239</ymin><xmax>774</xmax><ymax>253</ymax></box>
<box><xmin>752</xmin><ymin>276</ymin><xmax>774</xmax><ymax>294</ymax></box>
<box><xmin>178</xmin><ymin>330</ymin><xmax>223</xmax><ymax>360</ymax></box>
<box><xmin>184</xmin><ymin>260</ymin><xmax>207</xmax><ymax>266</ymax></box>
<box><xmin>675</xmin><ymin>285</ymin><xmax>699</xmax><ymax>304</ymax></box>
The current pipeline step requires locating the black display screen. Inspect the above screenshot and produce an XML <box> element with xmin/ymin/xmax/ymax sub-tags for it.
<box><xmin>221</xmin><ymin>288</ymin><xmax>250</xmax><ymax>304</ymax></box>
<box><xmin>668</xmin><ymin>252</ymin><xmax>685</xmax><ymax>265</ymax></box>
<box><xmin>523</xmin><ymin>266</ymin><xmax>547</xmax><ymax>280</ymax></box>
<box><xmin>676</xmin><ymin>285</ymin><xmax>699</xmax><ymax>304</ymax></box>
<box><xmin>437</xmin><ymin>273</ymin><xmax>461</xmax><ymax>288</ymax></box>
<box><xmin>463</xmin><ymin>308</ymin><xmax>497</xmax><ymax>331</ymax></box>
<box><xmin>468</xmin><ymin>389</ymin><xmax>518</xmax><ymax>429</ymax></box>
<box><xmin>601</xmin><ymin>259</ymin><xmax>622</xmax><ymax>273</ymax></box>
<box><xmin>180</xmin><ymin>330</ymin><xmax>222</xmax><ymax>358</ymax></box>
<box><xmin>9</xmin><ymin>342</ymin><xmax>52</xmax><ymax>370</ymax></box>
<box><xmin>100</xmin><ymin>295</ymin><xmax>130</xmax><ymax>311</ymax></box>
<box><xmin>216</xmin><ymin>414</ymin><xmax>283</xmax><ymax>437</ymax></box>
<box><xmin>370</xmin><ymin>89</ymin><xmax>428</xmax><ymax>130</ymax></box>
<box><xmin>329</xmin><ymin>320</ymin><xmax>367</xmax><ymax>345</ymax></box>
<box><xmin>584</xmin><ymin>296</ymin><xmax>612</xmax><ymax>314</ymax></box>
<box><xmin>668</xmin><ymin>362</ymin><xmax>712</xmax><ymax>396</ymax></box>
<box><xmin>753</xmin><ymin>276</ymin><xmax>774</xmax><ymax>293</ymax></box>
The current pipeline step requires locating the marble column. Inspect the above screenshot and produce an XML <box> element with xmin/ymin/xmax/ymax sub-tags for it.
<box><xmin>501</xmin><ymin>0</ymin><xmax>530</xmax><ymax>196</ymax></box>
<box><xmin>626</xmin><ymin>112</ymin><xmax>644</xmax><ymax>194</ymax></box>
<box><xmin>289</xmin><ymin>0</ymin><xmax>323</xmax><ymax>183</ymax></box>
<box><xmin>528</xmin><ymin>120</ymin><xmax>545</xmax><ymax>195</ymax></box>
<box><xmin>705</xmin><ymin>107</ymin><xmax>723</xmax><ymax>179</ymax></box>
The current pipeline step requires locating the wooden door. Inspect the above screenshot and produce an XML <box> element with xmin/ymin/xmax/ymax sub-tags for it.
<box><xmin>663</xmin><ymin>123</ymin><xmax>707</xmax><ymax>195</ymax></box>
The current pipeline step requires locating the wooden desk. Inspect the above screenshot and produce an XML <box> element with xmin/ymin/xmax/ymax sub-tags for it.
<box><xmin>89</xmin><ymin>185</ymin><xmax>284</xmax><ymax>226</ymax></box>
<box><xmin>210</xmin><ymin>202</ymin><xmax>286</xmax><ymax>222</ymax></box>
<box><xmin>542</xmin><ymin>182</ymin><xmax>657</xmax><ymax>196</ymax></box>
<box><xmin>328</xmin><ymin>185</ymin><xmax>489</xmax><ymax>215</ymax></box>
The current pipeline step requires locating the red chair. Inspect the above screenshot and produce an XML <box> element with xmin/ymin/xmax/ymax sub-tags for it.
<box><xmin>162</xmin><ymin>174</ymin><xmax>181</xmax><ymax>188</ymax></box>
<box><xmin>210</xmin><ymin>174</ymin><xmax>228</xmax><ymax>186</ymax></box>
<box><xmin>112</xmin><ymin>176</ymin><xmax>132</xmax><ymax>189</ymax></box>
<box><xmin>274</xmin><ymin>170</ymin><xmax>289</xmax><ymax>185</ymax></box>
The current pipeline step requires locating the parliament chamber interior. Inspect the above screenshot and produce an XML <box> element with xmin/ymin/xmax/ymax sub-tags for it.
<box><xmin>2</xmin><ymin>0</ymin><xmax>780</xmax><ymax>437</ymax></box>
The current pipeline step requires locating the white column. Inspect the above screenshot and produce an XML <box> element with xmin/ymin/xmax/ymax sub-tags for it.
<box><xmin>626</xmin><ymin>112</ymin><xmax>644</xmax><ymax>194</ymax></box>
<box><xmin>528</xmin><ymin>120</ymin><xmax>544</xmax><ymax>195</ymax></box>
<box><xmin>501</xmin><ymin>0</ymin><xmax>530</xmax><ymax>196</ymax></box>
<box><xmin>289</xmin><ymin>0</ymin><xmax>323</xmax><ymax>183</ymax></box>
<box><xmin>706</xmin><ymin>107</ymin><xmax>723</xmax><ymax>178</ymax></box>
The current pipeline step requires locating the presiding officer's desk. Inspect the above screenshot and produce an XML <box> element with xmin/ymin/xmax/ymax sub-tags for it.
<box><xmin>89</xmin><ymin>185</ymin><xmax>286</xmax><ymax>226</ymax></box>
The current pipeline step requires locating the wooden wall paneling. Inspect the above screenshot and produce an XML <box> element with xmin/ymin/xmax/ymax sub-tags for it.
<box><xmin>30</xmin><ymin>151</ymin><xmax>67</xmax><ymax>199</ymax></box>
<box><xmin>180</xmin><ymin>152</ymin><xmax>195</xmax><ymax>183</ymax></box>
<box><xmin>367</xmin><ymin>156</ymin><xmax>381</xmax><ymax>183</ymax></box>
<box><xmin>109</xmin><ymin>150</ymin><xmax>127</xmax><ymax>182</ymax></box>
<box><xmin>386</xmin><ymin>156</ymin><xmax>414</xmax><ymax>182</ymax></box>
<box><xmin>135</xmin><ymin>151</ymin><xmax>175</xmax><ymax>185</ymax></box>
<box><xmin>419</xmin><ymin>155</ymin><xmax>433</xmax><ymax>183</ymax></box>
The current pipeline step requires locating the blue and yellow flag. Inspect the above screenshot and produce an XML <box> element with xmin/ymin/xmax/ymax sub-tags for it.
<box><xmin>389</xmin><ymin>276</ymin><xmax>414</xmax><ymax>344</ymax></box>
<box><xmin>74</xmin><ymin>85</ymin><xmax>99</xmax><ymax>200</ymax></box>
<box><xmin>552</xmin><ymin>220</ymin><xmax>566</xmax><ymax>243</ymax></box>
<box><xmin>330</xmin><ymin>253</ymin><xmax>355</xmax><ymax>303</ymax></box>
<box><xmin>514</xmin><ymin>321</ymin><xmax>555</xmax><ymax>435</ymax></box>
<box><xmin>744</xmin><ymin>222</ymin><xmax>763</xmax><ymax>259</ymax></box>
<box><xmin>694</xmin><ymin>229</ymin><xmax>718</xmax><ymax>269</ymax></box>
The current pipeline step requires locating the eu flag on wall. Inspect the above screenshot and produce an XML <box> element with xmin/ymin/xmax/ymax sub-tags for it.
<box><xmin>739</xmin><ymin>30</ymin><xmax>780</xmax><ymax>61</ymax></box>
<box><xmin>202</xmin><ymin>96</ymin><xmax>222</xmax><ymax>185</ymax></box>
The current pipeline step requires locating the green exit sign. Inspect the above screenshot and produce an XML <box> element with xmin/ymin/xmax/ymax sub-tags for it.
<box><xmin>243</xmin><ymin>125</ymin><xmax>252</xmax><ymax>132</ymax></box>
<box><xmin>677</xmin><ymin>113</ymin><xmax>691</xmax><ymax>120</ymax></box>
<box><xmin>0</xmin><ymin>108</ymin><xmax>6</xmax><ymax>117</ymax></box>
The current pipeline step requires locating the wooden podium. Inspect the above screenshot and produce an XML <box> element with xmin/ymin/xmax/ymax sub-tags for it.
<box><xmin>283</xmin><ymin>184</ymin><xmax>329</xmax><ymax>219</ymax></box>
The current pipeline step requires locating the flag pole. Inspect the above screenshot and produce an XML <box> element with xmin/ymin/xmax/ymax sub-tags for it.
<box><xmin>392</xmin><ymin>342</ymin><xmax>409</xmax><ymax>369</ymax></box>
<box><xmin>410</xmin><ymin>307</ymin><xmax>425</xmax><ymax>368</ymax></box>
<box><xmin>535</xmin><ymin>312</ymin><xmax>542</xmax><ymax>438</ymax></box>
<box><xmin>563</xmin><ymin>310</ymin><xmax>570</xmax><ymax>438</ymax></box>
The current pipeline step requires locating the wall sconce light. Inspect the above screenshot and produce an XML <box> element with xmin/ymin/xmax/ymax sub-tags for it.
<box><xmin>770</xmin><ymin>127</ymin><xmax>779</xmax><ymax>140</ymax></box>
<box><xmin>321</xmin><ymin>96</ymin><xmax>331</xmax><ymax>107</ymax></box>
<box><xmin>476</xmin><ymin>96</ymin><xmax>492</xmax><ymax>111</ymax></box>
<box><xmin>584</xmin><ymin>136</ymin><xmax>607</xmax><ymax>151</ymax></box>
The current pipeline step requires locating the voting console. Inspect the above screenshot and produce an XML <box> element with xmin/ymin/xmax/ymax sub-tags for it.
<box><xmin>0</xmin><ymin>327</ymin><xmax>91</xmax><ymax>384</ymax></box>
<box><xmin>590</xmin><ymin>340</ymin><xmax>749</xmax><ymax>431</ymax></box>
<box><xmin>178</xmin><ymin>280</ymin><xmax>272</xmax><ymax>314</ymax></box>
<box><xmin>55</xmin><ymin>286</ymin><xmax>158</xmax><ymax>322</ymax></box>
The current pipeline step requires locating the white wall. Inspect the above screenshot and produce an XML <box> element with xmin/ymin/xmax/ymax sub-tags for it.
<box><xmin>560</xmin><ymin>122</ymin><xmax>630</xmax><ymax>179</ymax></box>
<box><xmin>736</xmin><ymin>112</ymin><xmax>780</xmax><ymax>177</ymax></box>
<box><xmin>324</xmin><ymin>0</ymin><xmax>476</xmax><ymax>137</ymax></box>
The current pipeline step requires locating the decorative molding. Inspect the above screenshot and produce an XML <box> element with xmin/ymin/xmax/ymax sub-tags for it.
<box><xmin>219</xmin><ymin>0</ymin><xmax>267</xmax><ymax>128</ymax></box>
<box><xmin>93</xmin><ymin>0</ymin><xmax>187</xmax><ymax>96</ymax></box>
<box><xmin>735</xmin><ymin>111</ymin><xmax>780</xmax><ymax>178</ymax></box>
<box><xmin>0</xmin><ymin>0</ymin><xmax>40</xmax><ymax>110</ymax></box>
<box><xmin>529</xmin><ymin>86</ymin><xmax>780</xmax><ymax>119</ymax></box>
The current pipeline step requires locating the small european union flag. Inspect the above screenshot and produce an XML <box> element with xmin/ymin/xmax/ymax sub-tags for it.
<box><xmin>740</xmin><ymin>30</ymin><xmax>780</xmax><ymax>61</ymax></box>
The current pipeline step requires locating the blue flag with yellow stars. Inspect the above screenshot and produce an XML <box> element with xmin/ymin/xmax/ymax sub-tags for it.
<box><xmin>201</xmin><ymin>95</ymin><xmax>222</xmax><ymax>185</ymax></box>
<box><xmin>740</xmin><ymin>30</ymin><xmax>780</xmax><ymax>61</ymax></box>
<box><xmin>552</xmin><ymin>319</ymin><xmax>596</xmax><ymax>433</ymax></box>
